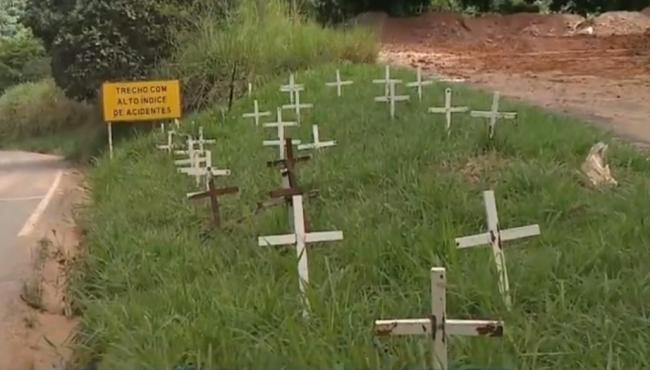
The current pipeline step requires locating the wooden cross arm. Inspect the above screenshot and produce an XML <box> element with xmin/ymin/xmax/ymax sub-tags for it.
<box><xmin>267</xmin><ymin>155</ymin><xmax>312</xmax><ymax>167</ymax></box>
<box><xmin>455</xmin><ymin>224</ymin><xmax>541</xmax><ymax>249</ymax></box>
<box><xmin>258</xmin><ymin>231</ymin><xmax>343</xmax><ymax>247</ymax></box>
<box><xmin>374</xmin><ymin>318</ymin><xmax>504</xmax><ymax>337</ymax></box>
<box><xmin>186</xmin><ymin>186</ymin><xmax>240</xmax><ymax>200</ymax></box>
<box><xmin>470</xmin><ymin>111</ymin><xmax>518</xmax><ymax>119</ymax></box>
<box><xmin>256</xmin><ymin>189</ymin><xmax>319</xmax><ymax>212</ymax></box>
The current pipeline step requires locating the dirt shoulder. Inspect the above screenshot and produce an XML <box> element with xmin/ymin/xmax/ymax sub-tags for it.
<box><xmin>0</xmin><ymin>168</ymin><xmax>84</xmax><ymax>370</ymax></box>
<box><xmin>376</xmin><ymin>11</ymin><xmax>650</xmax><ymax>146</ymax></box>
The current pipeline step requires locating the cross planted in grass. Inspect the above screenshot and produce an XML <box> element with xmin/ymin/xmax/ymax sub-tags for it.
<box><xmin>454</xmin><ymin>190</ymin><xmax>541</xmax><ymax>310</ymax></box>
<box><xmin>470</xmin><ymin>91</ymin><xmax>517</xmax><ymax>139</ymax></box>
<box><xmin>187</xmin><ymin>172</ymin><xmax>239</xmax><ymax>228</ymax></box>
<box><xmin>282</xmin><ymin>87</ymin><xmax>313</xmax><ymax>125</ymax></box>
<box><xmin>406</xmin><ymin>66</ymin><xmax>434</xmax><ymax>101</ymax></box>
<box><xmin>263</xmin><ymin>108</ymin><xmax>300</xmax><ymax>160</ymax></box>
<box><xmin>280</xmin><ymin>73</ymin><xmax>303</xmax><ymax>105</ymax></box>
<box><xmin>157</xmin><ymin>130</ymin><xmax>177</xmax><ymax>154</ymax></box>
<box><xmin>325</xmin><ymin>69</ymin><xmax>353</xmax><ymax>97</ymax></box>
<box><xmin>298</xmin><ymin>125</ymin><xmax>336</xmax><ymax>151</ymax></box>
<box><xmin>373</xmin><ymin>65</ymin><xmax>402</xmax><ymax>98</ymax></box>
<box><xmin>258</xmin><ymin>193</ymin><xmax>343</xmax><ymax>319</ymax></box>
<box><xmin>374</xmin><ymin>267</ymin><xmax>504</xmax><ymax>370</ymax></box>
<box><xmin>374</xmin><ymin>79</ymin><xmax>410</xmax><ymax>120</ymax></box>
<box><xmin>242</xmin><ymin>100</ymin><xmax>271</xmax><ymax>127</ymax></box>
<box><xmin>178</xmin><ymin>150</ymin><xmax>231</xmax><ymax>188</ymax></box>
<box><xmin>428</xmin><ymin>88</ymin><xmax>469</xmax><ymax>135</ymax></box>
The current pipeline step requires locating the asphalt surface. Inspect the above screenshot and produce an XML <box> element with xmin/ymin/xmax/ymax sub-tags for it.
<box><xmin>0</xmin><ymin>150</ymin><xmax>66</xmax><ymax>366</ymax></box>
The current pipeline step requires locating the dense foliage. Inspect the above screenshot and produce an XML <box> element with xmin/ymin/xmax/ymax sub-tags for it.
<box><xmin>24</xmin><ymin>0</ymin><xmax>197</xmax><ymax>101</ymax></box>
<box><xmin>0</xmin><ymin>0</ymin><xmax>49</xmax><ymax>92</ymax></box>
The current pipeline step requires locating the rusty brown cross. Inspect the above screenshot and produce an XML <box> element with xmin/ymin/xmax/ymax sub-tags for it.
<box><xmin>187</xmin><ymin>173</ymin><xmax>239</xmax><ymax>228</ymax></box>
<box><xmin>267</xmin><ymin>137</ymin><xmax>312</xmax><ymax>191</ymax></box>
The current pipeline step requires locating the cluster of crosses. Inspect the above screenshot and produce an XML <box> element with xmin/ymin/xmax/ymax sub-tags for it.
<box><xmin>158</xmin><ymin>67</ymin><xmax>541</xmax><ymax>369</ymax></box>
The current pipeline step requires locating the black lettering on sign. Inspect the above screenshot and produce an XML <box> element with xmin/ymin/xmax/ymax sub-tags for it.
<box><xmin>117</xmin><ymin>98</ymin><xmax>126</xmax><ymax>105</ymax></box>
<box><xmin>133</xmin><ymin>97</ymin><xmax>140</xmax><ymax>105</ymax></box>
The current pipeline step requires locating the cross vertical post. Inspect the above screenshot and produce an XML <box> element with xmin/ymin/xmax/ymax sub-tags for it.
<box><xmin>374</xmin><ymin>267</ymin><xmax>504</xmax><ymax>370</ymax></box>
<box><xmin>263</xmin><ymin>108</ymin><xmax>300</xmax><ymax>160</ymax></box>
<box><xmin>454</xmin><ymin>190</ymin><xmax>541</xmax><ymax>310</ymax></box>
<box><xmin>326</xmin><ymin>69</ymin><xmax>353</xmax><ymax>97</ymax></box>
<box><xmin>406</xmin><ymin>66</ymin><xmax>433</xmax><ymax>102</ymax></box>
<box><xmin>374</xmin><ymin>80</ymin><xmax>410</xmax><ymax>119</ymax></box>
<box><xmin>428</xmin><ymin>88</ymin><xmax>469</xmax><ymax>135</ymax></box>
<box><xmin>298</xmin><ymin>125</ymin><xmax>336</xmax><ymax>151</ymax></box>
<box><xmin>243</xmin><ymin>100</ymin><xmax>271</xmax><ymax>127</ymax></box>
<box><xmin>470</xmin><ymin>92</ymin><xmax>517</xmax><ymax>139</ymax></box>
<box><xmin>187</xmin><ymin>174</ymin><xmax>239</xmax><ymax>228</ymax></box>
<box><xmin>258</xmin><ymin>194</ymin><xmax>343</xmax><ymax>319</ymax></box>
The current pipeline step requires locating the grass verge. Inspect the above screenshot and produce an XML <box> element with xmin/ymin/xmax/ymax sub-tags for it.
<box><xmin>71</xmin><ymin>64</ymin><xmax>650</xmax><ymax>369</ymax></box>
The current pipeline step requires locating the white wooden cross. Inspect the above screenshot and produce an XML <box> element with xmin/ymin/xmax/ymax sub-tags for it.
<box><xmin>455</xmin><ymin>190</ymin><xmax>541</xmax><ymax>310</ymax></box>
<box><xmin>242</xmin><ymin>100</ymin><xmax>271</xmax><ymax>127</ymax></box>
<box><xmin>470</xmin><ymin>92</ymin><xmax>517</xmax><ymax>139</ymax></box>
<box><xmin>258</xmin><ymin>194</ymin><xmax>343</xmax><ymax>319</ymax></box>
<box><xmin>280</xmin><ymin>73</ymin><xmax>303</xmax><ymax>105</ymax></box>
<box><xmin>177</xmin><ymin>150</ymin><xmax>231</xmax><ymax>187</ymax></box>
<box><xmin>298</xmin><ymin>125</ymin><xmax>336</xmax><ymax>151</ymax></box>
<box><xmin>326</xmin><ymin>69</ymin><xmax>353</xmax><ymax>97</ymax></box>
<box><xmin>428</xmin><ymin>88</ymin><xmax>469</xmax><ymax>135</ymax></box>
<box><xmin>248</xmin><ymin>82</ymin><xmax>253</xmax><ymax>97</ymax></box>
<box><xmin>373</xmin><ymin>65</ymin><xmax>403</xmax><ymax>99</ymax></box>
<box><xmin>374</xmin><ymin>267</ymin><xmax>504</xmax><ymax>370</ymax></box>
<box><xmin>406</xmin><ymin>66</ymin><xmax>433</xmax><ymax>101</ymax></box>
<box><xmin>374</xmin><ymin>80</ymin><xmax>410</xmax><ymax>120</ymax></box>
<box><xmin>282</xmin><ymin>88</ymin><xmax>313</xmax><ymax>125</ymax></box>
<box><xmin>157</xmin><ymin>130</ymin><xmax>176</xmax><ymax>153</ymax></box>
<box><xmin>263</xmin><ymin>108</ymin><xmax>300</xmax><ymax>160</ymax></box>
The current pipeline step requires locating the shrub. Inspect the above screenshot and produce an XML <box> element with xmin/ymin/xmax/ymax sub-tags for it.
<box><xmin>0</xmin><ymin>30</ymin><xmax>50</xmax><ymax>93</ymax></box>
<box><xmin>160</xmin><ymin>0</ymin><xmax>378</xmax><ymax>111</ymax></box>
<box><xmin>0</xmin><ymin>79</ymin><xmax>98</xmax><ymax>139</ymax></box>
<box><xmin>24</xmin><ymin>0</ymin><xmax>197</xmax><ymax>101</ymax></box>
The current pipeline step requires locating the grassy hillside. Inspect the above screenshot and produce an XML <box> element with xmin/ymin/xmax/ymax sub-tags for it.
<box><xmin>72</xmin><ymin>64</ymin><xmax>650</xmax><ymax>369</ymax></box>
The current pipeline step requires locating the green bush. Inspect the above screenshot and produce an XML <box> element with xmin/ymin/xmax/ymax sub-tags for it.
<box><xmin>0</xmin><ymin>79</ymin><xmax>98</xmax><ymax>139</ymax></box>
<box><xmin>0</xmin><ymin>30</ymin><xmax>50</xmax><ymax>93</ymax></box>
<box><xmin>160</xmin><ymin>0</ymin><xmax>378</xmax><ymax>110</ymax></box>
<box><xmin>24</xmin><ymin>0</ymin><xmax>197</xmax><ymax>101</ymax></box>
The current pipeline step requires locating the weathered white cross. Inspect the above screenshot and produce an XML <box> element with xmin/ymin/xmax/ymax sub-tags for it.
<box><xmin>326</xmin><ymin>69</ymin><xmax>353</xmax><ymax>97</ymax></box>
<box><xmin>263</xmin><ymin>108</ymin><xmax>301</xmax><ymax>160</ymax></box>
<box><xmin>280</xmin><ymin>73</ymin><xmax>303</xmax><ymax>105</ymax></box>
<box><xmin>374</xmin><ymin>80</ymin><xmax>410</xmax><ymax>120</ymax></box>
<box><xmin>406</xmin><ymin>66</ymin><xmax>434</xmax><ymax>101</ymax></box>
<box><xmin>157</xmin><ymin>130</ymin><xmax>177</xmax><ymax>153</ymax></box>
<box><xmin>248</xmin><ymin>82</ymin><xmax>253</xmax><ymax>97</ymax></box>
<box><xmin>374</xmin><ymin>267</ymin><xmax>504</xmax><ymax>370</ymax></box>
<box><xmin>258</xmin><ymin>194</ymin><xmax>343</xmax><ymax>319</ymax></box>
<box><xmin>454</xmin><ymin>190</ymin><xmax>541</xmax><ymax>310</ymax></box>
<box><xmin>373</xmin><ymin>65</ymin><xmax>402</xmax><ymax>99</ymax></box>
<box><xmin>242</xmin><ymin>100</ymin><xmax>271</xmax><ymax>127</ymax></box>
<box><xmin>282</xmin><ymin>88</ymin><xmax>313</xmax><ymax>125</ymax></box>
<box><xmin>428</xmin><ymin>88</ymin><xmax>469</xmax><ymax>135</ymax></box>
<box><xmin>178</xmin><ymin>150</ymin><xmax>231</xmax><ymax>187</ymax></box>
<box><xmin>298</xmin><ymin>125</ymin><xmax>336</xmax><ymax>151</ymax></box>
<box><xmin>470</xmin><ymin>92</ymin><xmax>517</xmax><ymax>139</ymax></box>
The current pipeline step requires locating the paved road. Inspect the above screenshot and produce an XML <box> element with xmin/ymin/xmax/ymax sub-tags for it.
<box><xmin>0</xmin><ymin>151</ymin><xmax>65</xmax><ymax>367</ymax></box>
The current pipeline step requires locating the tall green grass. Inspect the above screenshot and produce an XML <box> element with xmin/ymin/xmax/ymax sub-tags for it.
<box><xmin>72</xmin><ymin>64</ymin><xmax>650</xmax><ymax>369</ymax></box>
<box><xmin>160</xmin><ymin>0</ymin><xmax>378</xmax><ymax>111</ymax></box>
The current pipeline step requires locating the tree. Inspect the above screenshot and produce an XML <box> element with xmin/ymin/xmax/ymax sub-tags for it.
<box><xmin>25</xmin><ymin>0</ymin><xmax>193</xmax><ymax>101</ymax></box>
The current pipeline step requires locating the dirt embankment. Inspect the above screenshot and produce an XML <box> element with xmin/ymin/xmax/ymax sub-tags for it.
<box><xmin>374</xmin><ymin>10</ymin><xmax>650</xmax><ymax>146</ymax></box>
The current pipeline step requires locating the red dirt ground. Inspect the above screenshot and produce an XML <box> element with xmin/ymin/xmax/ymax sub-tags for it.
<box><xmin>377</xmin><ymin>11</ymin><xmax>650</xmax><ymax>146</ymax></box>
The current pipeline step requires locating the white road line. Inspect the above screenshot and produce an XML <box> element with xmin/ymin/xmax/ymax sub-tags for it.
<box><xmin>17</xmin><ymin>170</ymin><xmax>63</xmax><ymax>237</ymax></box>
<box><xmin>0</xmin><ymin>195</ymin><xmax>46</xmax><ymax>202</ymax></box>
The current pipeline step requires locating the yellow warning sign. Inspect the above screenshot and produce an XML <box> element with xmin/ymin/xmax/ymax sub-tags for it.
<box><xmin>101</xmin><ymin>80</ymin><xmax>182</xmax><ymax>122</ymax></box>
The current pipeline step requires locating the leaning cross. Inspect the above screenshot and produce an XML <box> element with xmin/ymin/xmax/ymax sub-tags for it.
<box><xmin>298</xmin><ymin>125</ymin><xmax>336</xmax><ymax>151</ymax></box>
<box><xmin>326</xmin><ymin>69</ymin><xmax>353</xmax><ymax>97</ymax></box>
<box><xmin>373</xmin><ymin>65</ymin><xmax>402</xmax><ymax>99</ymax></box>
<box><xmin>455</xmin><ymin>190</ymin><xmax>541</xmax><ymax>310</ymax></box>
<box><xmin>428</xmin><ymin>88</ymin><xmax>469</xmax><ymax>135</ymax></box>
<box><xmin>374</xmin><ymin>80</ymin><xmax>410</xmax><ymax>119</ymax></box>
<box><xmin>258</xmin><ymin>194</ymin><xmax>343</xmax><ymax>319</ymax></box>
<box><xmin>187</xmin><ymin>173</ymin><xmax>239</xmax><ymax>228</ymax></box>
<box><xmin>406</xmin><ymin>66</ymin><xmax>434</xmax><ymax>101</ymax></box>
<box><xmin>243</xmin><ymin>100</ymin><xmax>271</xmax><ymax>127</ymax></box>
<box><xmin>280</xmin><ymin>73</ymin><xmax>303</xmax><ymax>105</ymax></box>
<box><xmin>470</xmin><ymin>92</ymin><xmax>517</xmax><ymax>139</ymax></box>
<box><xmin>374</xmin><ymin>267</ymin><xmax>504</xmax><ymax>370</ymax></box>
<box><xmin>263</xmin><ymin>108</ymin><xmax>300</xmax><ymax>160</ymax></box>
